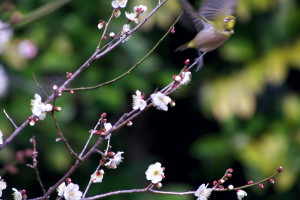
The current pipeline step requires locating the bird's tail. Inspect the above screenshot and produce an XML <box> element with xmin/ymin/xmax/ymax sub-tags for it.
<box><xmin>175</xmin><ymin>43</ymin><xmax>190</xmax><ymax>52</ymax></box>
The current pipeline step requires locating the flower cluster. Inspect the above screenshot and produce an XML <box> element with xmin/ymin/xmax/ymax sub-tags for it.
<box><xmin>132</xmin><ymin>90</ymin><xmax>147</xmax><ymax>110</ymax></box>
<box><xmin>145</xmin><ymin>162</ymin><xmax>165</xmax><ymax>184</ymax></box>
<box><xmin>151</xmin><ymin>92</ymin><xmax>172</xmax><ymax>111</ymax></box>
<box><xmin>104</xmin><ymin>151</ymin><xmax>124</xmax><ymax>169</ymax></box>
<box><xmin>57</xmin><ymin>182</ymin><xmax>82</xmax><ymax>200</ymax></box>
<box><xmin>195</xmin><ymin>183</ymin><xmax>212</xmax><ymax>200</ymax></box>
<box><xmin>12</xmin><ymin>188</ymin><xmax>23</xmax><ymax>200</ymax></box>
<box><xmin>31</xmin><ymin>94</ymin><xmax>53</xmax><ymax>120</ymax></box>
<box><xmin>125</xmin><ymin>5</ymin><xmax>147</xmax><ymax>24</ymax></box>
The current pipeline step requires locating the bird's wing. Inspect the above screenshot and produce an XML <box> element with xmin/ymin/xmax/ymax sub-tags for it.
<box><xmin>199</xmin><ymin>0</ymin><xmax>237</xmax><ymax>21</ymax></box>
<box><xmin>179</xmin><ymin>0</ymin><xmax>205</xmax><ymax>32</ymax></box>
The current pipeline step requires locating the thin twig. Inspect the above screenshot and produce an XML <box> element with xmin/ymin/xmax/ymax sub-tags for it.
<box><xmin>65</xmin><ymin>12</ymin><xmax>183</xmax><ymax>92</ymax></box>
<box><xmin>50</xmin><ymin>113</ymin><xmax>81</xmax><ymax>161</ymax></box>
<box><xmin>26</xmin><ymin>137</ymin><xmax>47</xmax><ymax>195</ymax></box>
<box><xmin>3</xmin><ymin>109</ymin><xmax>18</xmax><ymax>129</ymax></box>
<box><xmin>33</xmin><ymin>74</ymin><xmax>49</xmax><ymax>98</ymax></box>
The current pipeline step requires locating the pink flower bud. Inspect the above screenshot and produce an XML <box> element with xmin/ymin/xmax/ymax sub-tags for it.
<box><xmin>228</xmin><ymin>185</ymin><xmax>234</xmax><ymax>190</ymax></box>
<box><xmin>269</xmin><ymin>179</ymin><xmax>275</xmax><ymax>184</ymax></box>
<box><xmin>170</xmin><ymin>26</ymin><xmax>175</xmax><ymax>34</ymax></box>
<box><xmin>101</xmin><ymin>113</ymin><xmax>107</xmax><ymax>118</ymax></box>
<box><xmin>98</xmin><ymin>21</ymin><xmax>105</xmax><ymax>29</ymax></box>
<box><xmin>227</xmin><ymin>168</ymin><xmax>233</xmax><ymax>173</ymax></box>
<box><xmin>277</xmin><ymin>166</ymin><xmax>283</xmax><ymax>172</ymax></box>
<box><xmin>184</xmin><ymin>59</ymin><xmax>190</xmax><ymax>66</ymax></box>
<box><xmin>258</xmin><ymin>183</ymin><xmax>264</xmax><ymax>188</ymax></box>
<box><xmin>218</xmin><ymin>179</ymin><xmax>225</xmax><ymax>184</ymax></box>
<box><xmin>248</xmin><ymin>181</ymin><xmax>253</xmax><ymax>185</ymax></box>
<box><xmin>66</xmin><ymin>72</ymin><xmax>73</xmax><ymax>78</ymax></box>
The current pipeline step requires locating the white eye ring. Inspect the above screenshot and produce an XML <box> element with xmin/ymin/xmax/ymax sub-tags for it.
<box><xmin>223</xmin><ymin>17</ymin><xmax>229</xmax><ymax>22</ymax></box>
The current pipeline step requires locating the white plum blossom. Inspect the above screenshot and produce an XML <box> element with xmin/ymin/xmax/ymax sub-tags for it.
<box><xmin>31</xmin><ymin>94</ymin><xmax>53</xmax><ymax>120</ymax></box>
<box><xmin>63</xmin><ymin>183</ymin><xmax>82</xmax><ymax>200</ymax></box>
<box><xmin>179</xmin><ymin>71</ymin><xmax>192</xmax><ymax>85</ymax></box>
<box><xmin>104</xmin><ymin>122</ymin><xmax>113</xmax><ymax>139</ymax></box>
<box><xmin>125</xmin><ymin>12</ymin><xmax>138</xmax><ymax>23</ymax></box>
<box><xmin>0</xmin><ymin>176</ymin><xmax>7</xmax><ymax>197</ymax></box>
<box><xmin>91</xmin><ymin>169</ymin><xmax>105</xmax><ymax>183</ymax></box>
<box><xmin>112</xmin><ymin>0</ymin><xmax>127</xmax><ymax>8</ymax></box>
<box><xmin>0</xmin><ymin>130</ymin><xmax>3</xmax><ymax>145</ymax></box>
<box><xmin>151</xmin><ymin>92</ymin><xmax>172</xmax><ymax>111</ymax></box>
<box><xmin>105</xmin><ymin>151</ymin><xmax>124</xmax><ymax>169</ymax></box>
<box><xmin>134</xmin><ymin>5</ymin><xmax>147</xmax><ymax>15</ymax></box>
<box><xmin>57</xmin><ymin>182</ymin><xmax>66</xmax><ymax>197</ymax></box>
<box><xmin>132</xmin><ymin>90</ymin><xmax>147</xmax><ymax>110</ymax></box>
<box><xmin>0</xmin><ymin>20</ymin><xmax>13</xmax><ymax>54</ymax></box>
<box><xmin>12</xmin><ymin>188</ymin><xmax>22</xmax><ymax>200</ymax></box>
<box><xmin>237</xmin><ymin>190</ymin><xmax>247</xmax><ymax>200</ymax></box>
<box><xmin>195</xmin><ymin>183</ymin><xmax>212</xmax><ymax>200</ymax></box>
<box><xmin>145</xmin><ymin>162</ymin><xmax>165</xmax><ymax>184</ymax></box>
<box><xmin>122</xmin><ymin>24</ymin><xmax>130</xmax><ymax>33</ymax></box>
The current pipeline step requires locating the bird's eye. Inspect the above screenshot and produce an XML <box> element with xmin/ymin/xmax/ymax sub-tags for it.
<box><xmin>223</xmin><ymin>17</ymin><xmax>229</xmax><ymax>22</ymax></box>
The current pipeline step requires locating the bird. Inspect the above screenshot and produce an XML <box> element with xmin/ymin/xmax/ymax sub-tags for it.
<box><xmin>177</xmin><ymin>0</ymin><xmax>237</xmax><ymax>71</ymax></box>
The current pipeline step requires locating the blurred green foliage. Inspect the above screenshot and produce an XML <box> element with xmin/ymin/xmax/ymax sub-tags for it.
<box><xmin>0</xmin><ymin>0</ymin><xmax>300</xmax><ymax>199</ymax></box>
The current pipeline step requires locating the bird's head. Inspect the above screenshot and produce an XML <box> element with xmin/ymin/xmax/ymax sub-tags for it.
<box><xmin>222</xmin><ymin>15</ymin><xmax>236</xmax><ymax>32</ymax></box>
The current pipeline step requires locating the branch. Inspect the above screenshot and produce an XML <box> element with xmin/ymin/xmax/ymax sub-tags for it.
<box><xmin>65</xmin><ymin>11</ymin><xmax>183</xmax><ymax>92</ymax></box>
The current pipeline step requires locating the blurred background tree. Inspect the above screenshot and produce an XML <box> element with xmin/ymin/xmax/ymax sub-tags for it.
<box><xmin>0</xmin><ymin>0</ymin><xmax>300</xmax><ymax>199</ymax></box>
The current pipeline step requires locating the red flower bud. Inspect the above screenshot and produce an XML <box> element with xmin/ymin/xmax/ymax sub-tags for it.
<box><xmin>184</xmin><ymin>59</ymin><xmax>190</xmax><ymax>66</ymax></box>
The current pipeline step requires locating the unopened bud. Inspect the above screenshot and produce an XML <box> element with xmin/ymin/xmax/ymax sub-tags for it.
<box><xmin>258</xmin><ymin>183</ymin><xmax>264</xmax><ymax>188</ymax></box>
<box><xmin>101</xmin><ymin>113</ymin><xmax>107</xmax><ymax>118</ymax></box>
<box><xmin>269</xmin><ymin>179</ymin><xmax>275</xmax><ymax>184</ymax></box>
<box><xmin>109</xmin><ymin>32</ymin><xmax>116</xmax><ymax>38</ymax></box>
<box><xmin>248</xmin><ymin>181</ymin><xmax>253</xmax><ymax>185</ymax></box>
<box><xmin>66</xmin><ymin>178</ymin><xmax>72</xmax><ymax>184</ymax></box>
<box><xmin>98</xmin><ymin>21</ymin><xmax>105</xmax><ymax>29</ymax></box>
<box><xmin>227</xmin><ymin>168</ymin><xmax>233</xmax><ymax>173</ymax></box>
<box><xmin>226</xmin><ymin>173</ymin><xmax>232</xmax><ymax>178</ymax></box>
<box><xmin>174</xmin><ymin>75</ymin><xmax>182</xmax><ymax>82</ymax></box>
<box><xmin>277</xmin><ymin>166</ymin><xmax>283</xmax><ymax>173</ymax></box>
<box><xmin>114</xmin><ymin>9</ymin><xmax>121</xmax><ymax>18</ymax></box>
<box><xmin>53</xmin><ymin>85</ymin><xmax>58</xmax><ymax>90</ymax></box>
<box><xmin>218</xmin><ymin>179</ymin><xmax>225</xmax><ymax>184</ymax></box>
<box><xmin>170</xmin><ymin>26</ymin><xmax>175</xmax><ymax>34</ymax></box>
<box><xmin>54</xmin><ymin>107</ymin><xmax>62</xmax><ymax>112</ymax></box>
<box><xmin>184</xmin><ymin>59</ymin><xmax>190</xmax><ymax>66</ymax></box>
<box><xmin>127</xmin><ymin>121</ymin><xmax>133</xmax><ymax>127</ymax></box>
<box><xmin>101</xmin><ymin>36</ymin><xmax>107</xmax><ymax>41</ymax></box>
<box><xmin>156</xmin><ymin>182</ymin><xmax>162</xmax><ymax>188</ymax></box>
<box><xmin>107</xmin><ymin>152</ymin><xmax>115</xmax><ymax>157</ymax></box>
<box><xmin>169</xmin><ymin>100</ymin><xmax>176</xmax><ymax>107</ymax></box>
<box><xmin>66</xmin><ymin>72</ymin><xmax>73</xmax><ymax>78</ymax></box>
<box><xmin>228</xmin><ymin>185</ymin><xmax>234</xmax><ymax>190</ymax></box>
